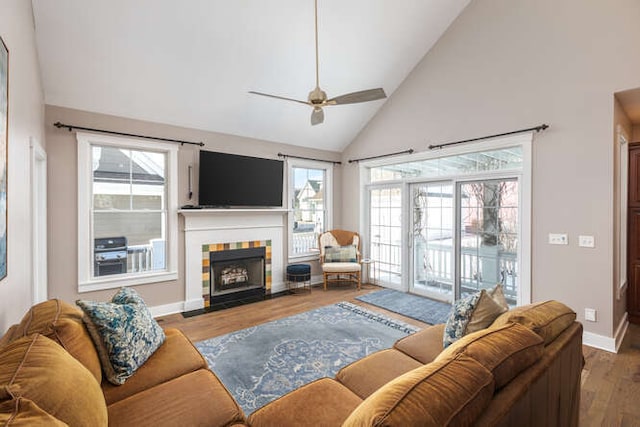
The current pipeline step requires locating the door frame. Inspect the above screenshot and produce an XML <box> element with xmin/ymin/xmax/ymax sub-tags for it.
<box><xmin>360</xmin><ymin>134</ymin><xmax>532</xmax><ymax>306</ymax></box>
<box><xmin>30</xmin><ymin>138</ymin><xmax>47</xmax><ymax>304</ymax></box>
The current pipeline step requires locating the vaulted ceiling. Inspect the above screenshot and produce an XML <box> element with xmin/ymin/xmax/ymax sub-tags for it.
<box><xmin>31</xmin><ymin>0</ymin><xmax>470</xmax><ymax>152</ymax></box>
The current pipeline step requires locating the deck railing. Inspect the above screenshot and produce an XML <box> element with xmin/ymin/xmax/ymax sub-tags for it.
<box><xmin>291</xmin><ymin>231</ymin><xmax>319</xmax><ymax>255</ymax></box>
<box><xmin>127</xmin><ymin>245</ymin><xmax>152</xmax><ymax>272</ymax></box>
<box><xmin>371</xmin><ymin>240</ymin><xmax>518</xmax><ymax>304</ymax></box>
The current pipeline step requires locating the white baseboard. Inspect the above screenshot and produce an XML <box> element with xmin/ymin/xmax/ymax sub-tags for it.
<box><xmin>582</xmin><ymin>313</ymin><xmax>629</xmax><ymax>353</ymax></box>
<box><xmin>150</xmin><ymin>301</ymin><xmax>186</xmax><ymax>318</ymax></box>
<box><xmin>183</xmin><ymin>298</ymin><xmax>205</xmax><ymax>312</ymax></box>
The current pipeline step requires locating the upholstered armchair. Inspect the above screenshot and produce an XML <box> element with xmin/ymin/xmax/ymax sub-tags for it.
<box><xmin>318</xmin><ymin>229</ymin><xmax>361</xmax><ymax>291</ymax></box>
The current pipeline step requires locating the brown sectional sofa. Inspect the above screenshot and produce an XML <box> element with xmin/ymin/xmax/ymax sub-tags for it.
<box><xmin>0</xmin><ymin>298</ymin><xmax>583</xmax><ymax>426</ymax></box>
<box><xmin>0</xmin><ymin>299</ymin><xmax>246</xmax><ymax>427</ymax></box>
<box><xmin>247</xmin><ymin>300</ymin><xmax>584</xmax><ymax>427</ymax></box>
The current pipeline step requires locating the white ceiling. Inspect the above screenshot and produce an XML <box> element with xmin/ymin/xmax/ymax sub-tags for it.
<box><xmin>32</xmin><ymin>0</ymin><xmax>470</xmax><ymax>152</ymax></box>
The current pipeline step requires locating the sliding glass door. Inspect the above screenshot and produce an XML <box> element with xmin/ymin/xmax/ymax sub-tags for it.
<box><xmin>410</xmin><ymin>182</ymin><xmax>454</xmax><ymax>302</ymax></box>
<box><xmin>458</xmin><ymin>178</ymin><xmax>518</xmax><ymax>305</ymax></box>
<box><xmin>365</xmin><ymin>140</ymin><xmax>530</xmax><ymax>305</ymax></box>
<box><xmin>409</xmin><ymin>178</ymin><xmax>519</xmax><ymax>305</ymax></box>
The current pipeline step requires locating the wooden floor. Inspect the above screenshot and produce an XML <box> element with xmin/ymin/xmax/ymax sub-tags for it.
<box><xmin>581</xmin><ymin>323</ymin><xmax>640</xmax><ymax>426</ymax></box>
<box><xmin>158</xmin><ymin>285</ymin><xmax>640</xmax><ymax>426</ymax></box>
<box><xmin>158</xmin><ymin>284</ymin><xmax>427</xmax><ymax>342</ymax></box>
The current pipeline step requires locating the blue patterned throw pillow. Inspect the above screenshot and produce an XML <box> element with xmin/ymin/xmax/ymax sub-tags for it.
<box><xmin>443</xmin><ymin>292</ymin><xmax>482</xmax><ymax>348</ymax></box>
<box><xmin>324</xmin><ymin>245</ymin><xmax>358</xmax><ymax>262</ymax></box>
<box><xmin>442</xmin><ymin>285</ymin><xmax>508</xmax><ymax>348</ymax></box>
<box><xmin>76</xmin><ymin>287</ymin><xmax>165</xmax><ymax>385</ymax></box>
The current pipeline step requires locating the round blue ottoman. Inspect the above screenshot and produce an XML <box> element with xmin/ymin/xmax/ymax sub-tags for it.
<box><xmin>286</xmin><ymin>264</ymin><xmax>311</xmax><ymax>293</ymax></box>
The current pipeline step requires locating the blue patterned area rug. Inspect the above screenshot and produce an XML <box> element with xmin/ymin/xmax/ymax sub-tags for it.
<box><xmin>356</xmin><ymin>289</ymin><xmax>452</xmax><ymax>325</ymax></box>
<box><xmin>195</xmin><ymin>302</ymin><xmax>417</xmax><ymax>415</ymax></box>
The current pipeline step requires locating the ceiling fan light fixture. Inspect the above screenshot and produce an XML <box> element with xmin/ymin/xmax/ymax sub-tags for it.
<box><xmin>248</xmin><ymin>0</ymin><xmax>387</xmax><ymax>125</ymax></box>
<box><xmin>311</xmin><ymin>107</ymin><xmax>324</xmax><ymax>126</ymax></box>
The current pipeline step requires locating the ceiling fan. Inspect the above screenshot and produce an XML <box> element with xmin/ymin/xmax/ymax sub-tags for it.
<box><xmin>249</xmin><ymin>0</ymin><xmax>387</xmax><ymax>126</ymax></box>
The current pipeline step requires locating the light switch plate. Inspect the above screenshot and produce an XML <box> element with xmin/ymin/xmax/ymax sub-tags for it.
<box><xmin>578</xmin><ymin>235</ymin><xmax>595</xmax><ymax>248</ymax></box>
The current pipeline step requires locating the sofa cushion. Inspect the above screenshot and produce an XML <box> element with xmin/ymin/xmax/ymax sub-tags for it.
<box><xmin>321</xmin><ymin>262</ymin><xmax>361</xmax><ymax>273</ymax></box>
<box><xmin>0</xmin><ymin>334</ymin><xmax>108</xmax><ymax>426</ymax></box>
<box><xmin>342</xmin><ymin>354</ymin><xmax>495</xmax><ymax>427</ymax></box>
<box><xmin>393</xmin><ymin>323</ymin><xmax>445</xmax><ymax>364</ymax></box>
<box><xmin>0</xmin><ymin>397</ymin><xmax>68</xmax><ymax>426</ymax></box>
<box><xmin>107</xmin><ymin>369</ymin><xmax>245</xmax><ymax>427</ymax></box>
<box><xmin>248</xmin><ymin>378</ymin><xmax>362</xmax><ymax>427</ymax></box>
<box><xmin>443</xmin><ymin>288</ymin><xmax>507</xmax><ymax>348</ymax></box>
<box><xmin>102</xmin><ymin>328</ymin><xmax>208</xmax><ymax>405</ymax></box>
<box><xmin>336</xmin><ymin>348</ymin><xmax>423</xmax><ymax>399</ymax></box>
<box><xmin>435</xmin><ymin>322</ymin><xmax>544</xmax><ymax>388</ymax></box>
<box><xmin>490</xmin><ymin>300</ymin><xmax>576</xmax><ymax>345</ymax></box>
<box><xmin>77</xmin><ymin>287</ymin><xmax>166</xmax><ymax>385</ymax></box>
<box><xmin>1</xmin><ymin>299</ymin><xmax>102</xmax><ymax>382</ymax></box>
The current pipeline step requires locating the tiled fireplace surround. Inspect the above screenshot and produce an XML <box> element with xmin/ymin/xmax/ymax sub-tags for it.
<box><xmin>181</xmin><ymin>209</ymin><xmax>286</xmax><ymax>312</ymax></box>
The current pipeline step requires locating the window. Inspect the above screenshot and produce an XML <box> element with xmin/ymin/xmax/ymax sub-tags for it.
<box><xmin>77</xmin><ymin>132</ymin><xmax>178</xmax><ymax>291</ymax></box>
<box><xmin>288</xmin><ymin>160</ymin><xmax>332</xmax><ymax>259</ymax></box>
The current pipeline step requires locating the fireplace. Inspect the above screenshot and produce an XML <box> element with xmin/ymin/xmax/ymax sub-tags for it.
<box><xmin>209</xmin><ymin>246</ymin><xmax>266</xmax><ymax>310</ymax></box>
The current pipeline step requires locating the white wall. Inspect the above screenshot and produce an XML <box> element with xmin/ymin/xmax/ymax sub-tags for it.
<box><xmin>342</xmin><ymin>0</ymin><xmax>640</xmax><ymax>343</ymax></box>
<box><xmin>0</xmin><ymin>1</ymin><xmax>46</xmax><ymax>332</ymax></box>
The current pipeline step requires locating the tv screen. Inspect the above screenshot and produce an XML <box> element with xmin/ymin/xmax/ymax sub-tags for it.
<box><xmin>198</xmin><ymin>150</ymin><xmax>284</xmax><ymax>207</ymax></box>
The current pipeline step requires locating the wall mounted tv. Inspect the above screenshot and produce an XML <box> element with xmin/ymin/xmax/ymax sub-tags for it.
<box><xmin>198</xmin><ymin>150</ymin><xmax>284</xmax><ymax>207</ymax></box>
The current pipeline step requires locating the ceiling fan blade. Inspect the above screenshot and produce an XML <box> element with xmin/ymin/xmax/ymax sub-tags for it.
<box><xmin>327</xmin><ymin>88</ymin><xmax>387</xmax><ymax>105</ymax></box>
<box><xmin>311</xmin><ymin>107</ymin><xmax>324</xmax><ymax>126</ymax></box>
<box><xmin>248</xmin><ymin>91</ymin><xmax>310</xmax><ymax>106</ymax></box>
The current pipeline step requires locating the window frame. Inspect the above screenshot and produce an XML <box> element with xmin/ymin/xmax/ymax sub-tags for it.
<box><xmin>361</xmin><ymin>133</ymin><xmax>532</xmax><ymax>305</ymax></box>
<box><xmin>77</xmin><ymin>132</ymin><xmax>178</xmax><ymax>292</ymax></box>
<box><xmin>287</xmin><ymin>158</ymin><xmax>333</xmax><ymax>261</ymax></box>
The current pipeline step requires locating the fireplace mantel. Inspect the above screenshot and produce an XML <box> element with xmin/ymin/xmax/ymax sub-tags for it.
<box><xmin>181</xmin><ymin>209</ymin><xmax>286</xmax><ymax>311</ymax></box>
<box><xmin>179</xmin><ymin>208</ymin><xmax>288</xmax><ymax>215</ymax></box>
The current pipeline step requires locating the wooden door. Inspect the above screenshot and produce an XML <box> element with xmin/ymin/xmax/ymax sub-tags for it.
<box><xmin>628</xmin><ymin>146</ymin><xmax>640</xmax><ymax>324</ymax></box>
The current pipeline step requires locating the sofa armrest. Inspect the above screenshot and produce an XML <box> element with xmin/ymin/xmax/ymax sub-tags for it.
<box><xmin>393</xmin><ymin>323</ymin><xmax>445</xmax><ymax>364</ymax></box>
<box><xmin>247</xmin><ymin>378</ymin><xmax>362</xmax><ymax>427</ymax></box>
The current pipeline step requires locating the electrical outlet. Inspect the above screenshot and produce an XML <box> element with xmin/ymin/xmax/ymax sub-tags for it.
<box><xmin>585</xmin><ymin>308</ymin><xmax>597</xmax><ymax>322</ymax></box>
<box><xmin>548</xmin><ymin>233</ymin><xmax>568</xmax><ymax>245</ymax></box>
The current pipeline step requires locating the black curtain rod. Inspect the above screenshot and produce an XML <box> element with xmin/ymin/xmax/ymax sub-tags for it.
<box><xmin>348</xmin><ymin>149</ymin><xmax>414</xmax><ymax>164</ymax></box>
<box><xmin>53</xmin><ymin>121</ymin><xmax>205</xmax><ymax>147</ymax></box>
<box><xmin>277</xmin><ymin>152</ymin><xmax>341</xmax><ymax>165</ymax></box>
<box><xmin>428</xmin><ymin>124</ymin><xmax>549</xmax><ymax>150</ymax></box>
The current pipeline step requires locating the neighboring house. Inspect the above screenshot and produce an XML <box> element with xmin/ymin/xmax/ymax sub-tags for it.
<box><xmin>295</xmin><ymin>179</ymin><xmax>323</xmax><ymax>226</ymax></box>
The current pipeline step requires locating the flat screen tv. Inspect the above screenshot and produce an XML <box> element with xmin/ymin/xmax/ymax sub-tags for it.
<box><xmin>198</xmin><ymin>150</ymin><xmax>284</xmax><ymax>207</ymax></box>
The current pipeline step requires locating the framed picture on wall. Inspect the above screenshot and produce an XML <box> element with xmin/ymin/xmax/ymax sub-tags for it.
<box><xmin>0</xmin><ymin>36</ymin><xmax>8</xmax><ymax>281</ymax></box>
